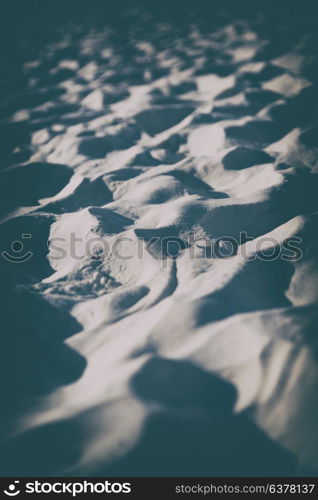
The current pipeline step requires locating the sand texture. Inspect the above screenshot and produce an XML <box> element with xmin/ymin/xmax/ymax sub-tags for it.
<box><xmin>0</xmin><ymin>1</ymin><xmax>318</xmax><ymax>476</ymax></box>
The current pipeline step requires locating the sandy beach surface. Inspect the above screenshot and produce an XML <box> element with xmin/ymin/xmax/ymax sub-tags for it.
<box><xmin>0</xmin><ymin>1</ymin><xmax>318</xmax><ymax>476</ymax></box>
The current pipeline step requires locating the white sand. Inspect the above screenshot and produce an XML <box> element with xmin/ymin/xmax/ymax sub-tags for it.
<box><xmin>1</xmin><ymin>7</ymin><xmax>318</xmax><ymax>477</ymax></box>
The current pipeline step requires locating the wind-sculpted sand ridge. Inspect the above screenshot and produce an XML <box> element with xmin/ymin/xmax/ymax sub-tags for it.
<box><xmin>0</xmin><ymin>2</ymin><xmax>318</xmax><ymax>476</ymax></box>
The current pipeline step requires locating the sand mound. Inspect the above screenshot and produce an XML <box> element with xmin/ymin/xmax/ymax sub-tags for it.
<box><xmin>1</xmin><ymin>2</ymin><xmax>318</xmax><ymax>477</ymax></box>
